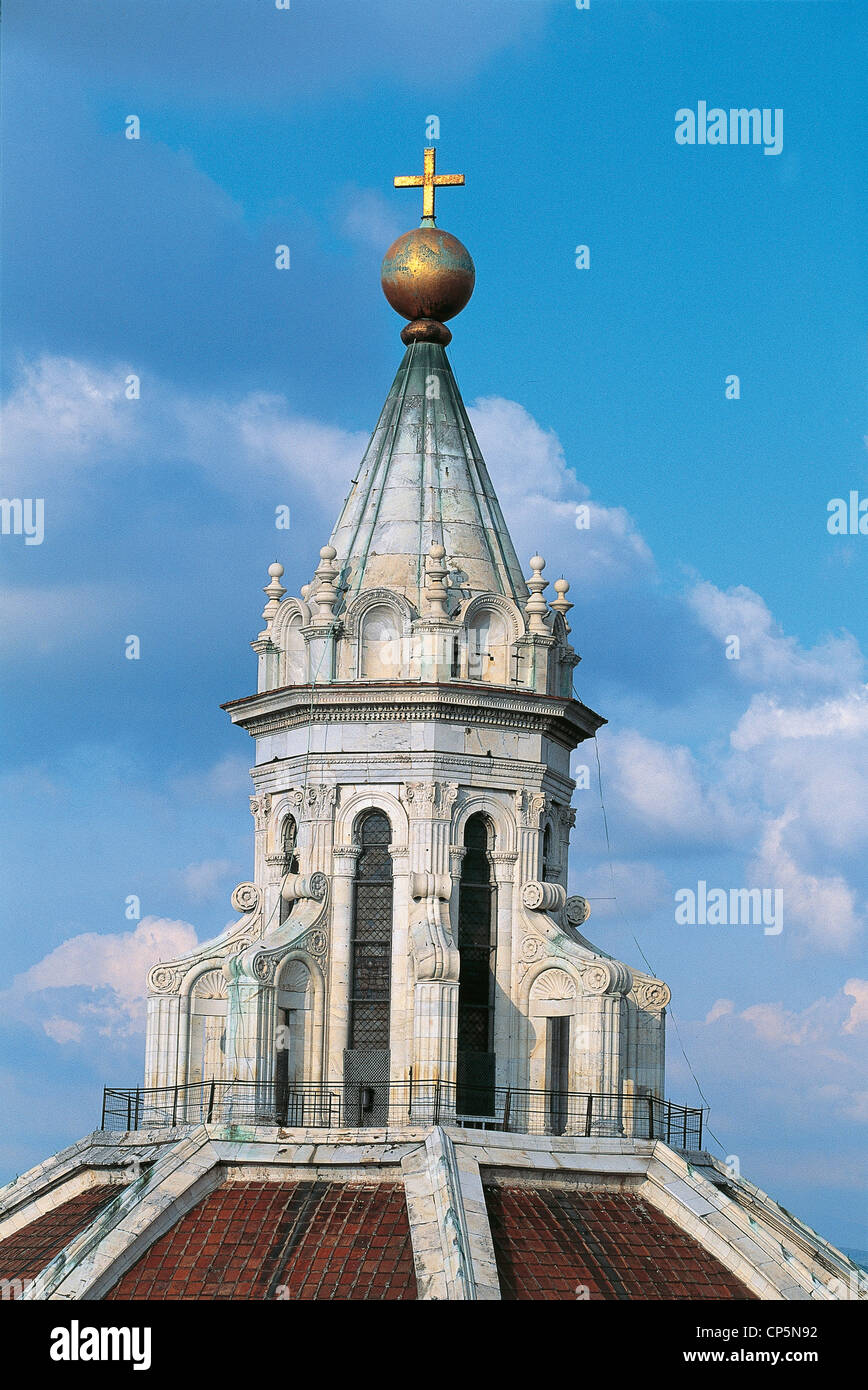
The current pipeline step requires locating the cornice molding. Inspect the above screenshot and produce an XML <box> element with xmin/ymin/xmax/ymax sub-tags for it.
<box><xmin>228</xmin><ymin>687</ymin><xmax>602</xmax><ymax>749</ymax></box>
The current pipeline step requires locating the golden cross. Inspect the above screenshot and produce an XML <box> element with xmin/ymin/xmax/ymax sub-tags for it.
<box><xmin>394</xmin><ymin>147</ymin><xmax>465</xmax><ymax>224</ymax></box>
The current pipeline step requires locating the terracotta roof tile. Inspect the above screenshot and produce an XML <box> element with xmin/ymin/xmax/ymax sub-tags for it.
<box><xmin>0</xmin><ymin>1185</ymin><xmax>116</xmax><ymax>1297</ymax></box>
<box><xmin>106</xmin><ymin>1180</ymin><xmax>417</xmax><ymax>1301</ymax></box>
<box><xmin>484</xmin><ymin>1185</ymin><xmax>757</xmax><ymax>1301</ymax></box>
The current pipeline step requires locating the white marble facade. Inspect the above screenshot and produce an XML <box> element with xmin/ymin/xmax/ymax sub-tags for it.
<box><xmin>144</xmin><ymin>552</ymin><xmax>670</xmax><ymax>1123</ymax></box>
<box><xmin>144</xmin><ymin>341</ymin><xmax>671</xmax><ymax>1127</ymax></box>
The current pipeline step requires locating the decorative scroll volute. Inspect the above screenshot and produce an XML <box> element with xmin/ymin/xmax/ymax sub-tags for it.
<box><xmin>521</xmin><ymin>880</ymin><xmax>566</xmax><ymax>913</ymax></box>
<box><xmin>408</xmin><ymin>871</ymin><xmax>458</xmax><ymax>982</ymax></box>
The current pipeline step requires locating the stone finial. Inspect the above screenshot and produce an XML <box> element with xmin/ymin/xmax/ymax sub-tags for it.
<box><xmin>525</xmin><ymin>553</ymin><xmax>549</xmax><ymax>634</ymax></box>
<box><xmin>424</xmin><ymin>542</ymin><xmax>449</xmax><ymax>620</ymax></box>
<box><xmin>312</xmin><ymin>545</ymin><xmax>339</xmax><ymax>626</ymax></box>
<box><xmin>260</xmin><ymin>561</ymin><xmax>286</xmax><ymax>630</ymax></box>
<box><xmin>551</xmin><ymin>576</ymin><xmax>573</xmax><ymax>630</ymax></box>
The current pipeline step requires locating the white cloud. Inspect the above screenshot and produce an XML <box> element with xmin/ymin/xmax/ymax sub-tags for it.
<box><xmin>688</xmin><ymin>580</ymin><xmax>863</xmax><ymax>692</ymax></box>
<box><xmin>705</xmin><ymin>998</ymin><xmax>734</xmax><ymax>1024</ymax></box>
<box><xmin>2</xmin><ymin>917</ymin><xmax>200</xmax><ymax>1041</ymax></box>
<box><xmin>603</xmin><ymin>729</ymin><xmax>740</xmax><ymax>847</ymax></box>
<box><xmin>732</xmin><ymin>688</ymin><xmax>868</xmax><ymax>750</ymax></box>
<box><xmin>1</xmin><ymin>356</ymin><xmax>140</xmax><ymax>492</ymax></box>
<box><xmin>469</xmin><ymin>396</ymin><xmax>653</xmax><ymax>591</ymax></box>
<box><xmin>843</xmin><ymin>979</ymin><xmax>868</xmax><ymax>1034</ymax></box>
<box><xmin>573</xmin><ymin>857</ymin><xmax>669</xmax><ymax>920</ymax></box>
<box><xmin>749</xmin><ymin>815</ymin><xmax>863</xmax><ymax>952</ymax></box>
<box><xmin>182</xmin><ymin>858</ymin><xmax>234</xmax><ymax>901</ymax></box>
<box><xmin>195</xmin><ymin>390</ymin><xmax>368</xmax><ymax>508</ymax></box>
<box><xmin>43</xmin><ymin>1017</ymin><xmax>84</xmax><ymax>1045</ymax></box>
<box><xmin>338</xmin><ymin>186</ymin><xmax>403</xmax><ymax>252</ymax></box>
<box><xmin>1</xmin><ymin>354</ymin><xmax>367</xmax><ymax>515</ymax></box>
<box><xmin>739</xmin><ymin>1001</ymin><xmax>827</xmax><ymax>1049</ymax></box>
<box><xmin>693</xmin><ymin>984</ymin><xmax>867</xmax><ymax>1130</ymax></box>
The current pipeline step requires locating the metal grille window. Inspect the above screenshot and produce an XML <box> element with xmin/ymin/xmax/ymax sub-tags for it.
<box><xmin>457</xmin><ymin>813</ymin><xmax>496</xmax><ymax>1111</ymax></box>
<box><xmin>348</xmin><ymin>811</ymin><xmax>393</xmax><ymax>1052</ymax></box>
<box><xmin>542</xmin><ymin>823</ymin><xmax>552</xmax><ymax>881</ymax></box>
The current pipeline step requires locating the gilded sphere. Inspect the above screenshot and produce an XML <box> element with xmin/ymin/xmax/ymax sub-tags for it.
<box><xmin>381</xmin><ymin>227</ymin><xmax>475</xmax><ymax>324</ymax></box>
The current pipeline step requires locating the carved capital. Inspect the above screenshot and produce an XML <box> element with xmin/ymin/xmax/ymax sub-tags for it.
<box><xmin>403</xmin><ymin>780</ymin><xmax>459</xmax><ymax>819</ymax></box>
<box><xmin>287</xmin><ymin>784</ymin><xmax>337</xmax><ymax>819</ymax></box>
<box><xmin>249</xmin><ymin>794</ymin><xmax>271</xmax><ymax>831</ymax></box>
<box><xmin>489</xmin><ymin>851</ymin><xmax>518</xmax><ymax>882</ymax></box>
<box><xmin>332</xmin><ymin>845</ymin><xmax>360</xmax><ymax>878</ymax></box>
<box><xmin>513</xmin><ymin>788</ymin><xmax>548</xmax><ymax>828</ymax></box>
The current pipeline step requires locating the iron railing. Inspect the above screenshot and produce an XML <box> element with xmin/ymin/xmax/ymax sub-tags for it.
<box><xmin>100</xmin><ymin>1079</ymin><xmax>703</xmax><ymax>1148</ymax></box>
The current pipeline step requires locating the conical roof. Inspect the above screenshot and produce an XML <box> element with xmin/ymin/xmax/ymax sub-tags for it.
<box><xmin>328</xmin><ymin>341</ymin><xmax>528</xmax><ymax>613</ymax></box>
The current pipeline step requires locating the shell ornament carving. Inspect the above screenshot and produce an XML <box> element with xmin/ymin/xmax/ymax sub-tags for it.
<box><xmin>193</xmin><ymin>969</ymin><xmax>228</xmax><ymax>1000</ymax></box>
<box><xmin>530</xmin><ymin>967</ymin><xmax>577</xmax><ymax>1001</ymax></box>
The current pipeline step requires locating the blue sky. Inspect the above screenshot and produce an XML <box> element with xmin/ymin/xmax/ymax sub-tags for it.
<box><xmin>1</xmin><ymin>0</ymin><xmax>866</xmax><ymax>1252</ymax></box>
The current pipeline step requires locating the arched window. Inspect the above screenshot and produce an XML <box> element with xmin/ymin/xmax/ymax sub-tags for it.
<box><xmin>345</xmin><ymin>811</ymin><xmax>393</xmax><ymax>1122</ymax></box>
<box><xmin>467</xmin><ymin>609</ymin><xmax>510</xmax><ymax>684</ymax></box>
<box><xmin>360</xmin><ymin>607</ymin><xmax>401</xmax><ymax>679</ymax></box>
<box><xmin>456</xmin><ymin>814</ymin><xmax>497</xmax><ymax>1114</ymax></box>
<box><xmin>278</xmin><ymin>815</ymin><xmax>300</xmax><ymax>924</ymax></box>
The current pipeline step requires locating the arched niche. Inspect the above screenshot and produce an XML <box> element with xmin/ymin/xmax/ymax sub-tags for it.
<box><xmin>272</xmin><ymin>599</ymin><xmax>311</xmax><ymax>685</ymax></box>
<box><xmin>466</xmin><ymin>607</ymin><xmax>510</xmax><ymax>684</ymax></box>
<box><xmin>187</xmin><ymin>968</ymin><xmax>228</xmax><ymax>1087</ymax></box>
<box><xmin>275</xmin><ymin>957</ymin><xmax>313</xmax><ymax>1104</ymax></box>
<box><xmin>282</xmin><ymin>614</ymin><xmax>307</xmax><ymax>684</ymax></box>
<box><xmin>360</xmin><ymin>605</ymin><xmax>402</xmax><ymax>679</ymax></box>
<box><xmin>527</xmin><ymin>965</ymin><xmax>580</xmax><ymax>1131</ymax></box>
